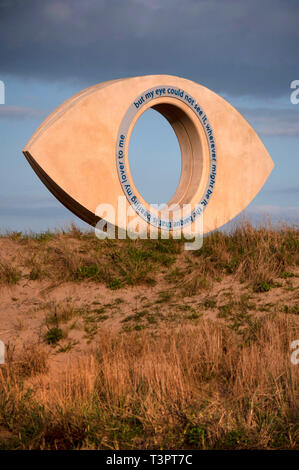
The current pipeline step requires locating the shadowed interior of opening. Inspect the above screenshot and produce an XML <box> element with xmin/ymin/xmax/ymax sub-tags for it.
<box><xmin>129</xmin><ymin>102</ymin><xmax>204</xmax><ymax>213</ymax></box>
<box><xmin>151</xmin><ymin>102</ymin><xmax>203</xmax><ymax>208</ymax></box>
<box><xmin>128</xmin><ymin>108</ymin><xmax>182</xmax><ymax>206</ymax></box>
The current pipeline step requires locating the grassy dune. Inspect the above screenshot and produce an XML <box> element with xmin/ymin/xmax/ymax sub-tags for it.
<box><xmin>1</xmin><ymin>221</ymin><xmax>298</xmax><ymax>290</ymax></box>
<box><xmin>0</xmin><ymin>221</ymin><xmax>298</xmax><ymax>449</ymax></box>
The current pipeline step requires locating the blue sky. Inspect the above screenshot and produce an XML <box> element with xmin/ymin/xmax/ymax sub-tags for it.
<box><xmin>0</xmin><ymin>0</ymin><xmax>298</xmax><ymax>233</ymax></box>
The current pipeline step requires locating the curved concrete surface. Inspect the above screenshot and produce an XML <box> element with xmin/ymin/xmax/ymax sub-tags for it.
<box><xmin>23</xmin><ymin>75</ymin><xmax>274</xmax><ymax>233</ymax></box>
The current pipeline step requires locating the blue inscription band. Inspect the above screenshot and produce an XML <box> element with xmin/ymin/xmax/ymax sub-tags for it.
<box><xmin>116</xmin><ymin>85</ymin><xmax>217</xmax><ymax>230</ymax></box>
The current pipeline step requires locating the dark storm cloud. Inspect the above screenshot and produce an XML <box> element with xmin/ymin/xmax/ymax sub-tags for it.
<box><xmin>0</xmin><ymin>0</ymin><xmax>298</xmax><ymax>97</ymax></box>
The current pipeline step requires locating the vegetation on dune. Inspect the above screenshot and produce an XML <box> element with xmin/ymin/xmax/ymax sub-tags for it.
<box><xmin>0</xmin><ymin>315</ymin><xmax>298</xmax><ymax>450</ymax></box>
<box><xmin>0</xmin><ymin>221</ymin><xmax>298</xmax><ymax>449</ymax></box>
<box><xmin>0</xmin><ymin>221</ymin><xmax>298</xmax><ymax>292</ymax></box>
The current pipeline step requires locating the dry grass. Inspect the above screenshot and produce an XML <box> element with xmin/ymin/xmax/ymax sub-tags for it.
<box><xmin>0</xmin><ymin>220</ymin><xmax>297</xmax><ymax>292</ymax></box>
<box><xmin>0</xmin><ymin>220</ymin><xmax>298</xmax><ymax>449</ymax></box>
<box><xmin>0</xmin><ymin>314</ymin><xmax>298</xmax><ymax>450</ymax></box>
<box><xmin>1</xmin><ymin>342</ymin><xmax>49</xmax><ymax>380</ymax></box>
<box><xmin>179</xmin><ymin>221</ymin><xmax>299</xmax><ymax>294</ymax></box>
<box><xmin>0</xmin><ymin>261</ymin><xmax>21</xmax><ymax>285</ymax></box>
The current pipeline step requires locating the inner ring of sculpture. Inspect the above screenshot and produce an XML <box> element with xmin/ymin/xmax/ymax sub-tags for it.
<box><xmin>116</xmin><ymin>86</ymin><xmax>217</xmax><ymax>230</ymax></box>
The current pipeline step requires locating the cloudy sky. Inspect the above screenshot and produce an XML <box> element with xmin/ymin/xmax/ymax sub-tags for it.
<box><xmin>0</xmin><ymin>0</ymin><xmax>298</xmax><ymax>232</ymax></box>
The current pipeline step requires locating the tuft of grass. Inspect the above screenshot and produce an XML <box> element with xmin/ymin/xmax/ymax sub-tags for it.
<box><xmin>252</xmin><ymin>280</ymin><xmax>272</xmax><ymax>293</ymax></box>
<box><xmin>157</xmin><ymin>291</ymin><xmax>172</xmax><ymax>303</ymax></box>
<box><xmin>281</xmin><ymin>271</ymin><xmax>295</xmax><ymax>279</ymax></box>
<box><xmin>1</xmin><ymin>342</ymin><xmax>49</xmax><ymax>379</ymax></box>
<box><xmin>185</xmin><ymin>425</ymin><xmax>206</xmax><ymax>447</ymax></box>
<box><xmin>74</xmin><ymin>264</ymin><xmax>102</xmax><ymax>281</ymax></box>
<box><xmin>203</xmin><ymin>297</ymin><xmax>217</xmax><ymax>309</ymax></box>
<box><xmin>179</xmin><ymin>275</ymin><xmax>210</xmax><ymax>296</ymax></box>
<box><xmin>107</xmin><ymin>278</ymin><xmax>122</xmax><ymax>290</ymax></box>
<box><xmin>283</xmin><ymin>304</ymin><xmax>299</xmax><ymax>315</ymax></box>
<box><xmin>0</xmin><ymin>262</ymin><xmax>21</xmax><ymax>284</ymax></box>
<box><xmin>45</xmin><ymin>302</ymin><xmax>83</xmax><ymax>325</ymax></box>
<box><xmin>29</xmin><ymin>267</ymin><xmax>42</xmax><ymax>280</ymax></box>
<box><xmin>44</xmin><ymin>327</ymin><xmax>64</xmax><ymax>345</ymax></box>
<box><xmin>218</xmin><ymin>429</ymin><xmax>249</xmax><ymax>449</ymax></box>
<box><xmin>217</xmin><ymin>294</ymin><xmax>257</xmax><ymax>336</ymax></box>
<box><xmin>191</xmin><ymin>221</ymin><xmax>299</xmax><ymax>290</ymax></box>
<box><xmin>32</xmin><ymin>231</ymin><xmax>55</xmax><ymax>242</ymax></box>
<box><xmin>186</xmin><ymin>313</ymin><xmax>201</xmax><ymax>320</ymax></box>
<box><xmin>57</xmin><ymin>340</ymin><xmax>79</xmax><ymax>353</ymax></box>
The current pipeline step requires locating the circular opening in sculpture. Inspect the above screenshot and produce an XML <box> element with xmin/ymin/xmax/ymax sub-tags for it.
<box><xmin>129</xmin><ymin>108</ymin><xmax>182</xmax><ymax>206</ymax></box>
<box><xmin>128</xmin><ymin>100</ymin><xmax>205</xmax><ymax>216</ymax></box>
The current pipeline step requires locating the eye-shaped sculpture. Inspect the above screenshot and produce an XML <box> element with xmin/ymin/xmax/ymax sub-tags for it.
<box><xmin>23</xmin><ymin>75</ymin><xmax>274</xmax><ymax>233</ymax></box>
